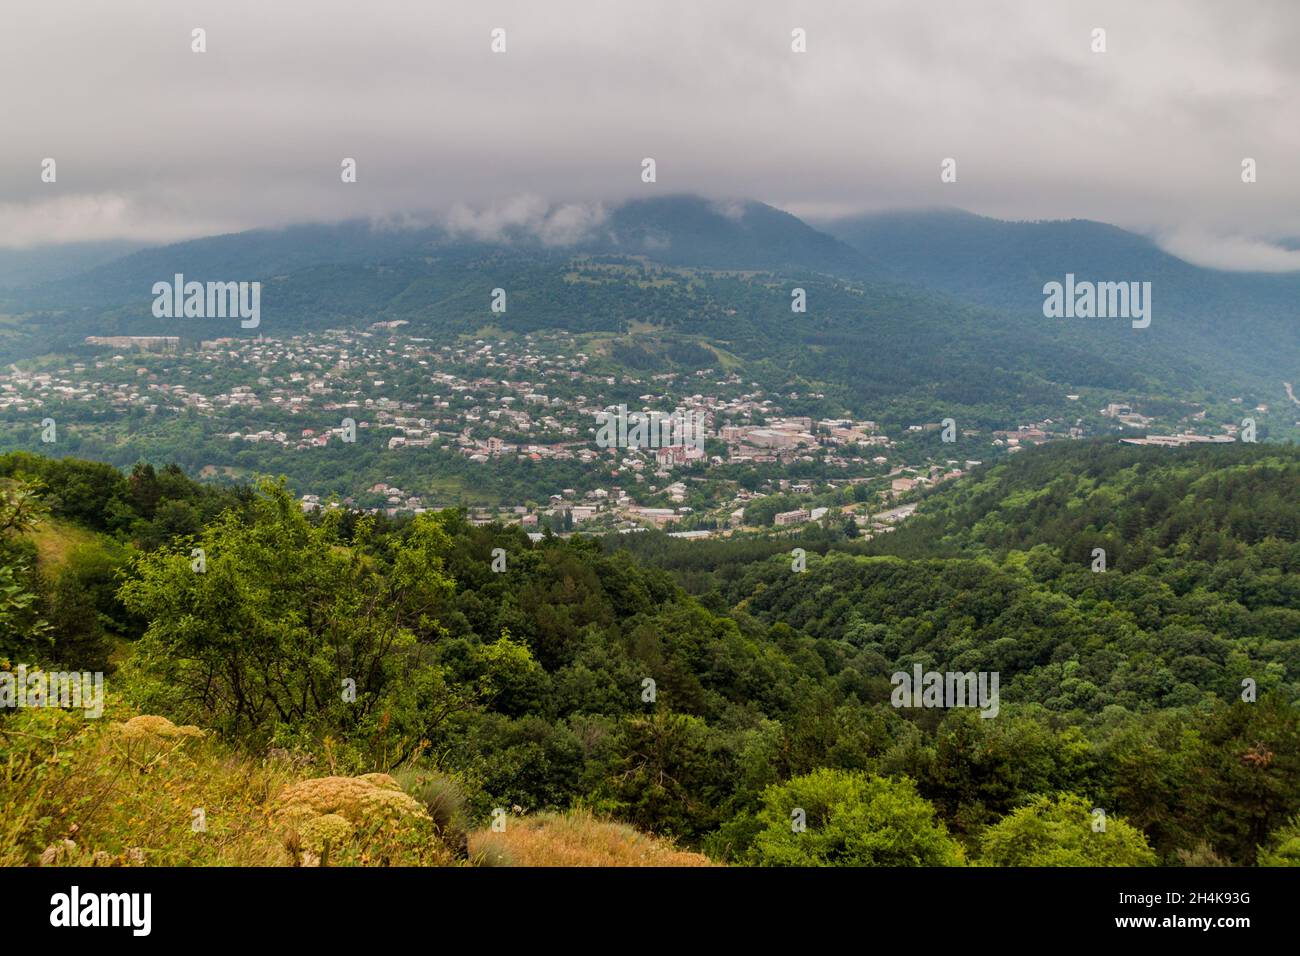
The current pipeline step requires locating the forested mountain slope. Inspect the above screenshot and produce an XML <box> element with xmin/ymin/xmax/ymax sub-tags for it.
<box><xmin>823</xmin><ymin>208</ymin><xmax>1300</xmax><ymax>389</ymax></box>
<box><xmin>2</xmin><ymin>198</ymin><xmax>1290</xmax><ymax>415</ymax></box>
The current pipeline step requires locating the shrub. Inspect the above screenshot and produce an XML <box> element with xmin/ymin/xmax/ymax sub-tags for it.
<box><xmin>747</xmin><ymin>769</ymin><xmax>965</xmax><ymax>866</ymax></box>
<box><xmin>979</xmin><ymin>793</ymin><xmax>1157</xmax><ymax>866</ymax></box>
<box><xmin>1257</xmin><ymin>815</ymin><xmax>1300</xmax><ymax>867</ymax></box>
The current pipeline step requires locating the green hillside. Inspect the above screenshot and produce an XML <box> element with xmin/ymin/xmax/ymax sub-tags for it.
<box><xmin>823</xmin><ymin>208</ymin><xmax>1300</xmax><ymax>391</ymax></box>
<box><xmin>2</xmin><ymin>443</ymin><xmax>1298</xmax><ymax>866</ymax></box>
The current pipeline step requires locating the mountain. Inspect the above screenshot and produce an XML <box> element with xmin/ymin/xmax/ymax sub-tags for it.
<box><xmin>0</xmin><ymin>196</ymin><xmax>871</xmax><ymax>315</ymax></box>
<box><xmin>820</xmin><ymin>208</ymin><xmax>1300</xmax><ymax>390</ymax></box>
<box><xmin>0</xmin><ymin>221</ymin><xmax>442</xmax><ymax>312</ymax></box>
<box><xmin>598</xmin><ymin>196</ymin><xmax>872</xmax><ymax>275</ymax></box>
<box><xmin>0</xmin><ymin>240</ymin><xmax>152</xmax><ymax>289</ymax></box>
<box><xmin>0</xmin><ymin>197</ymin><xmax>1293</xmax><ymax>424</ymax></box>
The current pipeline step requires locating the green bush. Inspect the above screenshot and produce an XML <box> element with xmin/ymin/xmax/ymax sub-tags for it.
<box><xmin>978</xmin><ymin>793</ymin><xmax>1156</xmax><ymax>866</ymax></box>
<box><xmin>747</xmin><ymin>768</ymin><xmax>965</xmax><ymax>866</ymax></box>
<box><xmin>1258</xmin><ymin>815</ymin><xmax>1300</xmax><ymax>867</ymax></box>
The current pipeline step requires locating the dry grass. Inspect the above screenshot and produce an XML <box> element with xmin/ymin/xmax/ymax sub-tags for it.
<box><xmin>1</xmin><ymin>703</ymin><xmax>467</xmax><ymax>867</ymax></box>
<box><xmin>1</xmin><ymin>702</ymin><xmax>298</xmax><ymax>866</ymax></box>
<box><xmin>469</xmin><ymin>809</ymin><xmax>719</xmax><ymax>867</ymax></box>
<box><xmin>29</xmin><ymin>518</ymin><xmax>100</xmax><ymax>571</ymax></box>
<box><xmin>3</xmin><ymin>695</ymin><xmax>714</xmax><ymax>868</ymax></box>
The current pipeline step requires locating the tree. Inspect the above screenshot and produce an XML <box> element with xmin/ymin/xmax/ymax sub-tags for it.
<box><xmin>43</xmin><ymin>541</ymin><xmax>128</xmax><ymax>672</ymax></box>
<box><xmin>0</xmin><ymin>479</ymin><xmax>50</xmax><ymax>660</ymax></box>
<box><xmin>747</xmin><ymin>768</ymin><xmax>964</xmax><ymax>866</ymax></box>
<box><xmin>978</xmin><ymin>793</ymin><xmax>1156</xmax><ymax>866</ymax></box>
<box><xmin>128</xmin><ymin>462</ymin><xmax>162</xmax><ymax>520</ymax></box>
<box><xmin>1185</xmin><ymin>698</ymin><xmax>1300</xmax><ymax>864</ymax></box>
<box><xmin>594</xmin><ymin>710</ymin><xmax>729</xmax><ymax>840</ymax></box>
<box><xmin>119</xmin><ymin>479</ymin><xmax>473</xmax><ymax>765</ymax></box>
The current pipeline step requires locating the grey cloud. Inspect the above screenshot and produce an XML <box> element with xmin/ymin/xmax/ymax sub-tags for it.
<box><xmin>443</xmin><ymin>197</ymin><xmax>608</xmax><ymax>246</ymax></box>
<box><xmin>1157</xmin><ymin>229</ymin><xmax>1300</xmax><ymax>272</ymax></box>
<box><xmin>0</xmin><ymin>0</ymin><xmax>1296</xmax><ymax>269</ymax></box>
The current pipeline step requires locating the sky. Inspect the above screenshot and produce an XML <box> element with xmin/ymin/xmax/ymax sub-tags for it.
<box><xmin>2</xmin><ymin>0</ymin><xmax>1298</xmax><ymax>269</ymax></box>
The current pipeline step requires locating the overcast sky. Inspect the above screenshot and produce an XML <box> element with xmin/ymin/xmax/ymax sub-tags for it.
<box><xmin>2</xmin><ymin>0</ymin><xmax>1298</xmax><ymax>269</ymax></box>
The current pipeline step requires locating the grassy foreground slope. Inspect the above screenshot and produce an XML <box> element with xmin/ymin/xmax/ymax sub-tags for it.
<box><xmin>1</xmin><ymin>696</ymin><xmax>705</xmax><ymax>868</ymax></box>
